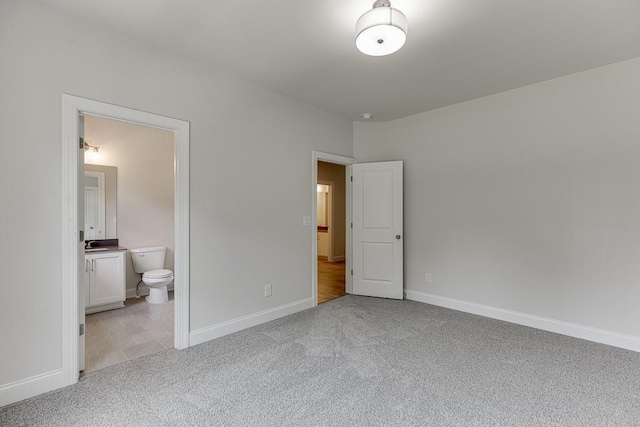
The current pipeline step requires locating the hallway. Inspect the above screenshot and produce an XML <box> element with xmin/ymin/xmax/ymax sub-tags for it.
<box><xmin>317</xmin><ymin>259</ymin><xmax>345</xmax><ymax>303</ymax></box>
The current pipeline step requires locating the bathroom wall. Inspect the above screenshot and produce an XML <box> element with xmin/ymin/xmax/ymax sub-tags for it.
<box><xmin>318</xmin><ymin>161</ymin><xmax>346</xmax><ymax>260</ymax></box>
<box><xmin>0</xmin><ymin>0</ymin><xmax>352</xmax><ymax>403</ymax></box>
<box><xmin>84</xmin><ymin>115</ymin><xmax>175</xmax><ymax>296</ymax></box>
<box><xmin>354</xmin><ymin>56</ymin><xmax>640</xmax><ymax>338</ymax></box>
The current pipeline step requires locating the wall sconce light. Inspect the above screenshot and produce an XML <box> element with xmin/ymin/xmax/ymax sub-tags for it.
<box><xmin>83</xmin><ymin>140</ymin><xmax>102</xmax><ymax>163</ymax></box>
<box><xmin>83</xmin><ymin>140</ymin><xmax>100</xmax><ymax>153</ymax></box>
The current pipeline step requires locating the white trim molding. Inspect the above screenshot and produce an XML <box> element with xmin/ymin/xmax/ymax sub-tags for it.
<box><xmin>311</xmin><ymin>151</ymin><xmax>356</xmax><ymax>306</ymax></box>
<box><xmin>190</xmin><ymin>298</ymin><xmax>314</xmax><ymax>345</ymax></box>
<box><xmin>406</xmin><ymin>290</ymin><xmax>640</xmax><ymax>353</ymax></box>
<box><xmin>0</xmin><ymin>370</ymin><xmax>63</xmax><ymax>407</ymax></box>
<box><xmin>62</xmin><ymin>94</ymin><xmax>191</xmax><ymax>394</ymax></box>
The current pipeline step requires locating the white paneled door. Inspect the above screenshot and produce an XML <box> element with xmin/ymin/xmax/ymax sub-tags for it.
<box><xmin>352</xmin><ymin>161</ymin><xmax>403</xmax><ymax>299</ymax></box>
<box><xmin>78</xmin><ymin>115</ymin><xmax>86</xmax><ymax>372</ymax></box>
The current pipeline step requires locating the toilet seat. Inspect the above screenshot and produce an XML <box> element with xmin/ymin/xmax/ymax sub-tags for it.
<box><xmin>143</xmin><ymin>269</ymin><xmax>173</xmax><ymax>279</ymax></box>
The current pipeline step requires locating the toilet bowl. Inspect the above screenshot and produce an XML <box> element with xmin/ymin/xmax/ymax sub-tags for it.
<box><xmin>130</xmin><ymin>246</ymin><xmax>173</xmax><ymax>304</ymax></box>
<box><xmin>142</xmin><ymin>268</ymin><xmax>174</xmax><ymax>304</ymax></box>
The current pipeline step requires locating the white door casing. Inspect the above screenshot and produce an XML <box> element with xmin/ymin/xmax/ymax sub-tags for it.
<box><xmin>311</xmin><ymin>151</ymin><xmax>356</xmax><ymax>305</ymax></box>
<box><xmin>352</xmin><ymin>161</ymin><xmax>403</xmax><ymax>299</ymax></box>
<box><xmin>62</xmin><ymin>94</ymin><xmax>190</xmax><ymax>388</ymax></box>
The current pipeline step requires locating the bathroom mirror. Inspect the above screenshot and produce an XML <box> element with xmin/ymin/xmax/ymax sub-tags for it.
<box><xmin>84</xmin><ymin>164</ymin><xmax>117</xmax><ymax>239</ymax></box>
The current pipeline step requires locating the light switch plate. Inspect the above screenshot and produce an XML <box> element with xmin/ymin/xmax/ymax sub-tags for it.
<box><xmin>303</xmin><ymin>216</ymin><xmax>311</xmax><ymax>227</ymax></box>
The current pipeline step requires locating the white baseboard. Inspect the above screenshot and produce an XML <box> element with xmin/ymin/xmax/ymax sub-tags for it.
<box><xmin>125</xmin><ymin>284</ymin><xmax>174</xmax><ymax>299</ymax></box>
<box><xmin>405</xmin><ymin>290</ymin><xmax>640</xmax><ymax>353</ymax></box>
<box><xmin>331</xmin><ymin>255</ymin><xmax>345</xmax><ymax>262</ymax></box>
<box><xmin>190</xmin><ymin>297</ymin><xmax>314</xmax><ymax>346</ymax></box>
<box><xmin>85</xmin><ymin>301</ymin><xmax>124</xmax><ymax>314</ymax></box>
<box><xmin>0</xmin><ymin>369</ymin><xmax>63</xmax><ymax>407</ymax></box>
<box><xmin>126</xmin><ymin>288</ymin><xmax>147</xmax><ymax>299</ymax></box>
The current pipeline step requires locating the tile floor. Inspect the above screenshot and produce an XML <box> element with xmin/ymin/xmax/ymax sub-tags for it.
<box><xmin>84</xmin><ymin>292</ymin><xmax>174</xmax><ymax>373</ymax></box>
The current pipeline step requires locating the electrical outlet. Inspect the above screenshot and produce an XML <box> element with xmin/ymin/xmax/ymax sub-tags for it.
<box><xmin>425</xmin><ymin>273</ymin><xmax>432</xmax><ymax>283</ymax></box>
<box><xmin>265</xmin><ymin>284</ymin><xmax>272</xmax><ymax>297</ymax></box>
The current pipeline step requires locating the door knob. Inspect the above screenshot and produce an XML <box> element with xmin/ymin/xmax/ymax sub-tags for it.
<box><xmin>396</xmin><ymin>235</ymin><xmax>401</xmax><ymax>239</ymax></box>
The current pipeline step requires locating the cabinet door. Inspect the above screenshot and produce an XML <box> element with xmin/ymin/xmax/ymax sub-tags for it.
<box><xmin>90</xmin><ymin>253</ymin><xmax>124</xmax><ymax>306</ymax></box>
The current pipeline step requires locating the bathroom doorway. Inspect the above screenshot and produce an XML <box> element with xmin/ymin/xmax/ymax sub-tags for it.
<box><xmin>61</xmin><ymin>95</ymin><xmax>190</xmax><ymax>386</ymax></box>
<box><xmin>82</xmin><ymin>114</ymin><xmax>176</xmax><ymax>372</ymax></box>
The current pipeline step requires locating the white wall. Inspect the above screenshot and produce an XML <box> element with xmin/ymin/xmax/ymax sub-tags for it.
<box><xmin>84</xmin><ymin>115</ymin><xmax>174</xmax><ymax>296</ymax></box>
<box><xmin>354</xmin><ymin>57</ymin><xmax>640</xmax><ymax>338</ymax></box>
<box><xmin>0</xmin><ymin>0</ymin><xmax>352</xmax><ymax>398</ymax></box>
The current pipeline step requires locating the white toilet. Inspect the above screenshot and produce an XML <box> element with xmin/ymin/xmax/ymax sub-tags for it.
<box><xmin>130</xmin><ymin>246</ymin><xmax>174</xmax><ymax>304</ymax></box>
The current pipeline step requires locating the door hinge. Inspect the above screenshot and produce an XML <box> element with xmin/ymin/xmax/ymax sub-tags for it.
<box><xmin>79</xmin><ymin>324</ymin><xmax>85</xmax><ymax>336</ymax></box>
<box><xmin>350</xmin><ymin>176</ymin><xmax>353</xmax><ymax>182</ymax></box>
<box><xmin>79</xmin><ymin>136</ymin><xmax>84</xmax><ymax>150</ymax></box>
<box><xmin>350</xmin><ymin>269</ymin><xmax>353</xmax><ymax>276</ymax></box>
<box><xmin>350</xmin><ymin>222</ymin><xmax>353</xmax><ymax>229</ymax></box>
<box><xmin>79</xmin><ymin>230</ymin><xmax>84</xmax><ymax>242</ymax></box>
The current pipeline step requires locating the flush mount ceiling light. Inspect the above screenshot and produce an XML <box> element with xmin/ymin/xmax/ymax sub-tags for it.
<box><xmin>356</xmin><ymin>0</ymin><xmax>408</xmax><ymax>56</ymax></box>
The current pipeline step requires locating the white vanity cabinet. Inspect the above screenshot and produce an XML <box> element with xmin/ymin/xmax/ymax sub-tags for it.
<box><xmin>84</xmin><ymin>250</ymin><xmax>126</xmax><ymax>314</ymax></box>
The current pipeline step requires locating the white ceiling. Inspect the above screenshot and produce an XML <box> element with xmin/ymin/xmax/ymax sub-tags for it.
<box><xmin>40</xmin><ymin>0</ymin><xmax>640</xmax><ymax>121</ymax></box>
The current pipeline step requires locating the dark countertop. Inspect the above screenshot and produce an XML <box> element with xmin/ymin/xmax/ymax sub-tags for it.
<box><xmin>84</xmin><ymin>239</ymin><xmax>126</xmax><ymax>253</ymax></box>
<box><xmin>85</xmin><ymin>246</ymin><xmax>127</xmax><ymax>253</ymax></box>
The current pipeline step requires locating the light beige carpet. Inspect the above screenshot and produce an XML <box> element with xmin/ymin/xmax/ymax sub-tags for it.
<box><xmin>2</xmin><ymin>295</ymin><xmax>639</xmax><ymax>426</ymax></box>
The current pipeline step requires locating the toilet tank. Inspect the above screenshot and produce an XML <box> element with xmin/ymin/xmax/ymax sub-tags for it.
<box><xmin>130</xmin><ymin>246</ymin><xmax>166</xmax><ymax>273</ymax></box>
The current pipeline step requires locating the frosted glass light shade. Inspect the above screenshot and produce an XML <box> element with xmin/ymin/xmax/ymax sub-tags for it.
<box><xmin>356</xmin><ymin>6</ymin><xmax>407</xmax><ymax>56</ymax></box>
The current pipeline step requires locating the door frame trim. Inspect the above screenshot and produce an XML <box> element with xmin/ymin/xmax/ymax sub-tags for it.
<box><xmin>311</xmin><ymin>151</ymin><xmax>356</xmax><ymax>306</ymax></box>
<box><xmin>61</xmin><ymin>94</ymin><xmax>190</xmax><ymax>386</ymax></box>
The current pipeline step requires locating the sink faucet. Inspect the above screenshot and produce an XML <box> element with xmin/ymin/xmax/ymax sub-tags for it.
<box><xmin>86</xmin><ymin>240</ymin><xmax>97</xmax><ymax>249</ymax></box>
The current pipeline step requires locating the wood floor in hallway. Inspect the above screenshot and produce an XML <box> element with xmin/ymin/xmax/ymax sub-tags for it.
<box><xmin>318</xmin><ymin>258</ymin><xmax>346</xmax><ymax>303</ymax></box>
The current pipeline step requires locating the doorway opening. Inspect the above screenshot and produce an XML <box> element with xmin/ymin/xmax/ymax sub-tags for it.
<box><xmin>82</xmin><ymin>114</ymin><xmax>175</xmax><ymax>373</ymax></box>
<box><xmin>317</xmin><ymin>165</ymin><xmax>346</xmax><ymax>303</ymax></box>
<box><xmin>61</xmin><ymin>94</ymin><xmax>190</xmax><ymax>387</ymax></box>
<box><xmin>311</xmin><ymin>152</ymin><xmax>356</xmax><ymax>306</ymax></box>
